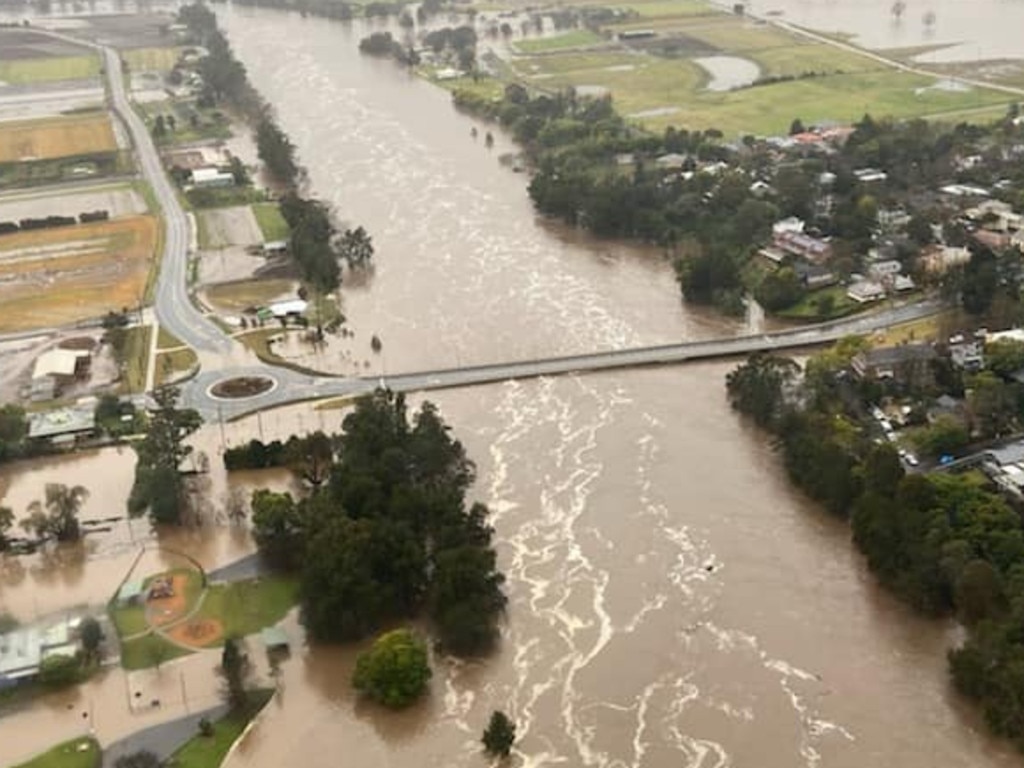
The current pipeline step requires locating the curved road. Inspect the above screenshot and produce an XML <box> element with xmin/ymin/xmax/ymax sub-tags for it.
<box><xmin>99</xmin><ymin>45</ymin><xmax>234</xmax><ymax>354</ymax></box>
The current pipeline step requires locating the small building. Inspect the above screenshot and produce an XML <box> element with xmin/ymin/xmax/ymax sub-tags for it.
<box><xmin>0</xmin><ymin>618</ymin><xmax>81</xmax><ymax>688</ymax></box>
<box><xmin>32</xmin><ymin>349</ymin><xmax>90</xmax><ymax>389</ymax></box>
<box><xmin>772</xmin><ymin>216</ymin><xmax>805</xmax><ymax>237</ymax></box>
<box><xmin>262</xmin><ymin>240</ymin><xmax>289</xmax><ymax>256</ymax></box>
<box><xmin>920</xmin><ymin>244</ymin><xmax>970</xmax><ymax>274</ymax></box>
<box><xmin>260</xmin><ymin>625</ymin><xmax>290</xmax><ymax>652</ymax></box>
<box><xmin>793</xmin><ymin>260</ymin><xmax>837</xmax><ymax>289</ymax></box>
<box><xmin>940</xmin><ymin>183</ymin><xmax>989</xmax><ymax>198</ymax></box>
<box><xmin>949</xmin><ymin>337</ymin><xmax>984</xmax><ymax>370</ymax></box>
<box><xmin>268</xmin><ymin>299</ymin><xmax>308</xmax><ymax>318</ymax></box>
<box><xmin>847</xmin><ymin>280</ymin><xmax>886</xmax><ymax>304</ymax></box>
<box><xmin>618</xmin><ymin>29</ymin><xmax>656</xmax><ymax>40</ymax></box>
<box><xmin>893</xmin><ymin>274</ymin><xmax>916</xmax><ymax>293</ymax></box>
<box><xmin>852</xmin><ymin>344</ymin><xmax>938</xmax><ymax>388</ymax></box>
<box><xmin>853</xmin><ymin>167</ymin><xmax>888</xmax><ymax>183</ymax></box>
<box><xmin>191</xmin><ymin>167</ymin><xmax>235</xmax><ymax>188</ymax></box>
<box><xmin>654</xmin><ymin>153</ymin><xmax>687</xmax><ymax>170</ymax></box>
<box><xmin>27</xmin><ymin>407</ymin><xmax>96</xmax><ymax>445</ymax></box>
<box><xmin>868</xmin><ymin>260</ymin><xmax>903</xmax><ymax>281</ymax></box>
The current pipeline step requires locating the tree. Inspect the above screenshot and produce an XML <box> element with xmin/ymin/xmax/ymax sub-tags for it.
<box><xmin>152</xmin><ymin>114</ymin><xmax>167</xmax><ymax>138</ymax></box>
<box><xmin>114</xmin><ymin>751</ymin><xmax>162</xmax><ymax>768</ymax></box>
<box><xmin>725</xmin><ymin>353</ymin><xmax>800</xmax><ymax>428</ymax></box>
<box><xmin>339</xmin><ymin>226</ymin><xmax>374</xmax><ymax>269</ymax></box>
<box><xmin>22</xmin><ymin>483</ymin><xmax>89</xmax><ymax>542</ymax></box>
<box><xmin>79</xmin><ymin>617</ymin><xmax>103</xmax><ymax>661</ymax></box>
<box><xmin>352</xmin><ymin>628</ymin><xmax>431</xmax><ymax>708</ymax></box>
<box><xmin>962</xmin><ymin>248</ymin><xmax>999</xmax><ymax>316</ymax></box>
<box><xmin>754</xmin><ymin>267</ymin><xmax>805</xmax><ymax>312</ymax></box>
<box><xmin>985</xmin><ymin>339</ymin><xmax>1024</xmax><ymax>379</ymax></box>
<box><xmin>0</xmin><ymin>505</ymin><xmax>12</xmax><ymax>552</ymax></box>
<box><xmin>482</xmin><ymin>710</ymin><xmax>516</xmax><ymax>758</ymax></box>
<box><xmin>954</xmin><ymin>559</ymin><xmax>1005</xmax><ymax>626</ymax></box>
<box><xmin>789</xmin><ymin>118</ymin><xmax>806</xmax><ymax>136</ymax></box>
<box><xmin>38</xmin><ymin>654</ymin><xmax>79</xmax><ymax>687</ymax></box>
<box><xmin>219</xmin><ymin>637</ymin><xmax>254</xmax><ymax>711</ymax></box>
<box><xmin>251</xmin><ymin>490</ymin><xmax>305</xmax><ymax>570</ymax></box>
<box><xmin>129</xmin><ymin>386</ymin><xmax>202</xmax><ymax>525</ymax></box>
<box><xmin>968</xmin><ymin>371</ymin><xmax>1017</xmax><ymax>439</ymax></box>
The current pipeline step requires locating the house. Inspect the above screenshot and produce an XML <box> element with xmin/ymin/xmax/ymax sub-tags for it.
<box><xmin>920</xmin><ymin>244</ymin><xmax>971</xmax><ymax>274</ymax></box>
<box><xmin>893</xmin><ymin>274</ymin><xmax>916</xmax><ymax>292</ymax></box>
<box><xmin>1013</xmin><ymin>230</ymin><xmax>1024</xmax><ymax>252</ymax></box>
<box><xmin>774</xmin><ymin>230</ymin><xmax>832</xmax><ymax>264</ymax></box>
<box><xmin>191</xmin><ymin>167</ymin><xmax>235</xmax><ymax>188</ymax></box>
<box><xmin>618</xmin><ymin>29</ymin><xmax>656</xmax><ymax>40</ymax></box>
<box><xmin>949</xmin><ymin>337</ymin><xmax>984</xmax><ymax>370</ymax></box>
<box><xmin>772</xmin><ymin>216</ymin><xmax>805</xmax><ymax>237</ymax></box>
<box><xmin>966</xmin><ymin>199</ymin><xmax>1023</xmax><ymax>232</ymax></box>
<box><xmin>0</xmin><ymin>618</ymin><xmax>81</xmax><ymax>688</ymax></box>
<box><xmin>793</xmin><ymin>260</ymin><xmax>837</xmax><ymax>289</ymax></box>
<box><xmin>940</xmin><ymin>183</ymin><xmax>989</xmax><ymax>199</ymax></box>
<box><xmin>749</xmin><ymin>180</ymin><xmax>773</xmax><ymax>197</ymax></box>
<box><xmin>847</xmin><ymin>280</ymin><xmax>886</xmax><ymax>304</ymax></box>
<box><xmin>868</xmin><ymin>260</ymin><xmax>903</xmax><ymax>282</ymax></box>
<box><xmin>852</xmin><ymin>344</ymin><xmax>938</xmax><ymax>387</ymax></box>
<box><xmin>27</xmin><ymin>407</ymin><xmax>96</xmax><ymax>446</ymax></box>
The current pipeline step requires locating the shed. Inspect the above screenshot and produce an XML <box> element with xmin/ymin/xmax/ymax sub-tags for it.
<box><xmin>268</xmin><ymin>299</ymin><xmax>308</xmax><ymax>318</ymax></box>
<box><xmin>191</xmin><ymin>167</ymin><xmax>235</xmax><ymax>188</ymax></box>
<box><xmin>117</xmin><ymin>579</ymin><xmax>145</xmax><ymax>606</ymax></box>
<box><xmin>260</xmin><ymin>625</ymin><xmax>289</xmax><ymax>651</ymax></box>
<box><xmin>32</xmin><ymin>349</ymin><xmax>90</xmax><ymax>382</ymax></box>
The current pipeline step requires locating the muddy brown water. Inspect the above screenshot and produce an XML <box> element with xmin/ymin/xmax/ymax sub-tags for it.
<box><xmin>1</xmin><ymin>4</ymin><xmax>1023</xmax><ymax>766</ymax></box>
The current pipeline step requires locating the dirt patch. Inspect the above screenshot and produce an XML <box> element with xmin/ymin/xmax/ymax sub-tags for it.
<box><xmin>146</xmin><ymin>573</ymin><xmax>193</xmax><ymax>628</ymax></box>
<box><xmin>0</xmin><ymin>215</ymin><xmax>156</xmax><ymax>333</ymax></box>
<box><xmin>199</xmin><ymin>206</ymin><xmax>262</xmax><ymax>249</ymax></box>
<box><xmin>210</xmin><ymin>376</ymin><xmax>275</xmax><ymax>399</ymax></box>
<box><xmin>0</xmin><ymin>113</ymin><xmax>116</xmax><ymax>163</ymax></box>
<box><xmin>167</xmin><ymin>618</ymin><xmax>224</xmax><ymax>648</ymax></box>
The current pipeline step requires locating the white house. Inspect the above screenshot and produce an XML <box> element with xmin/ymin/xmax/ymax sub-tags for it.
<box><xmin>191</xmin><ymin>167</ymin><xmax>235</xmax><ymax>188</ymax></box>
<box><xmin>847</xmin><ymin>280</ymin><xmax>886</xmax><ymax>304</ymax></box>
<box><xmin>772</xmin><ymin>216</ymin><xmax>805</xmax><ymax>237</ymax></box>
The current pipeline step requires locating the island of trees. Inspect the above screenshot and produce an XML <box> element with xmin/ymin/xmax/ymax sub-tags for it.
<box><xmin>246</xmin><ymin>390</ymin><xmax>507</xmax><ymax>657</ymax></box>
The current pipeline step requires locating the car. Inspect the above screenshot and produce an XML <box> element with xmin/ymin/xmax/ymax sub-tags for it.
<box><xmin>898</xmin><ymin>448</ymin><xmax>908</xmax><ymax>458</ymax></box>
<box><xmin>906</xmin><ymin>453</ymin><xmax>919</xmax><ymax>467</ymax></box>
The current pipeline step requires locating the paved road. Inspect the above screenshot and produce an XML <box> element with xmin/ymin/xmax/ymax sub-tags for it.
<box><xmin>98</xmin><ymin>45</ymin><xmax>233</xmax><ymax>354</ymax></box>
<box><xmin>101</xmin><ymin>704</ymin><xmax>228</xmax><ymax>768</ymax></box>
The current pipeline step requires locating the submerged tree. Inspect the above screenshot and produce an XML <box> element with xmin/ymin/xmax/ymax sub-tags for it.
<box><xmin>352</xmin><ymin>628</ymin><xmax>431</xmax><ymax>708</ymax></box>
<box><xmin>339</xmin><ymin>226</ymin><xmax>374</xmax><ymax>269</ymax></box>
<box><xmin>219</xmin><ymin>637</ymin><xmax>254</xmax><ymax>712</ymax></box>
<box><xmin>128</xmin><ymin>385</ymin><xmax>202</xmax><ymax>525</ymax></box>
<box><xmin>482</xmin><ymin>710</ymin><xmax>516</xmax><ymax>758</ymax></box>
<box><xmin>21</xmin><ymin>483</ymin><xmax>89</xmax><ymax>542</ymax></box>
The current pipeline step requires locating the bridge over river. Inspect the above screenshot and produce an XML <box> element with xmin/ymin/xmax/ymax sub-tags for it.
<box><xmin>184</xmin><ymin>298</ymin><xmax>944</xmax><ymax>421</ymax></box>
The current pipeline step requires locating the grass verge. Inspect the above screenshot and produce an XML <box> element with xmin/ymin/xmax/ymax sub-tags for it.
<box><xmin>168</xmin><ymin>689</ymin><xmax>274</xmax><ymax>768</ymax></box>
<box><xmin>206</xmin><ymin>279</ymin><xmax>295</xmax><ymax>312</ymax></box>
<box><xmin>155</xmin><ymin>347</ymin><xmax>199</xmax><ymax>386</ymax></box>
<box><xmin>11</xmin><ymin>737</ymin><xmax>100</xmax><ymax>768</ymax></box>
<box><xmin>157</xmin><ymin>326</ymin><xmax>185</xmax><ymax>350</ymax></box>
<box><xmin>120</xmin><ymin>325</ymin><xmax>152</xmax><ymax>395</ymax></box>
<box><xmin>251</xmin><ymin>202</ymin><xmax>289</xmax><ymax>242</ymax></box>
<box><xmin>775</xmin><ymin>285</ymin><xmax>864</xmax><ymax>322</ymax></box>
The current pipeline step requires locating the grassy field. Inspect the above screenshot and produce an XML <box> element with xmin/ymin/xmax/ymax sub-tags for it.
<box><xmin>194</xmin><ymin>576</ymin><xmax>299</xmax><ymax>645</ymax></box>
<box><xmin>0</xmin><ymin>114</ymin><xmax>117</xmax><ymax>163</ymax></box>
<box><xmin>0</xmin><ymin>216</ymin><xmax>157</xmax><ymax>333</ymax></box>
<box><xmin>12</xmin><ymin>738</ymin><xmax>100</xmax><ymax>768</ymax></box>
<box><xmin>155</xmin><ymin>347</ymin><xmax>199</xmax><ymax>386</ymax></box>
<box><xmin>515</xmin><ymin>29</ymin><xmax>605</xmax><ymax>53</ymax></box>
<box><xmin>251</xmin><ymin>202</ymin><xmax>290</xmax><ymax>242</ymax></box>
<box><xmin>169</xmin><ymin>690</ymin><xmax>273</xmax><ymax>768</ymax></box>
<box><xmin>119</xmin><ymin>632</ymin><xmax>192</xmax><ymax>671</ymax></box>
<box><xmin>0</xmin><ymin>56</ymin><xmax>100</xmax><ymax>84</ymax></box>
<box><xmin>123</xmin><ymin>47</ymin><xmax>181</xmax><ymax>72</ymax></box>
<box><xmin>206</xmin><ymin>279</ymin><xmax>296</xmax><ymax>311</ymax></box>
<box><xmin>776</xmin><ymin>285</ymin><xmax>864</xmax><ymax>322</ymax></box>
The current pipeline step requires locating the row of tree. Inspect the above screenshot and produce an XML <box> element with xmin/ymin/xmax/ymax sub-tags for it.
<box><xmin>726</xmin><ymin>346</ymin><xmax>1024</xmax><ymax>750</ymax></box>
<box><xmin>0</xmin><ymin>211</ymin><xmax>108</xmax><ymax>236</ymax></box>
<box><xmin>250</xmin><ymin>390</ymin><xmax>507</xmax><ymax>656</ymax></box>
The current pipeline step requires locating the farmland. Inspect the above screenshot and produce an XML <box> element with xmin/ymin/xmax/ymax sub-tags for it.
<box><xmin>123</xmin><ymin>47</ymin><xmax>182</xmax><ymax>72</ymax></box>
<box><xmin>0</xmin><ymin>114</ymin><xmax>117</xmax><ymax>163</ymax></box>
<box><xmin>0</xmin><ymin>216</ymin><xmax>157</xmax><ymax>332</ymax></box>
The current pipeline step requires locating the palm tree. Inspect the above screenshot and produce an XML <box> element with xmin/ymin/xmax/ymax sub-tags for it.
<box><xmin>24</xmin><ymin>484</ymin><xmax>89</xmax><ymax>542</ymax></box>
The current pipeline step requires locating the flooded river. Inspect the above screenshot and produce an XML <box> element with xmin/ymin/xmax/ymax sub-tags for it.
<box><xmin>2</xmin><ymin>3</ymin><xmax>1024</xmax><ymax>766</ymax></box>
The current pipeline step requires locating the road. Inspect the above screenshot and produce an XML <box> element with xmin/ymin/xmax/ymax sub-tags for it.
<box><xmin>98</xmin><ymin>45</ymin><xmax>234</xmax><ymax>354</ymax></box>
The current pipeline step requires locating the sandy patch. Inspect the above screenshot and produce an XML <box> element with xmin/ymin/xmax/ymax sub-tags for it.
<box><xmin>167</xmin><ymin>618</ymin><xmax>224</xmax><ymax>648</ymax></box>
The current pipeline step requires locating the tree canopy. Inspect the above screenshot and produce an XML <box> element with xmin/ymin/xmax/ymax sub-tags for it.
<box><xmin>352</xmin><ymin>628</ymin><xmax>431</xmax><ymax>708</ymax></box>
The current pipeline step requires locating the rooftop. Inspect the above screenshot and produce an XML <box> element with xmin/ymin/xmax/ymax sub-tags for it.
<box><xmin>27</xmin><ymin>407</ymin><xmax>96</xmax><ymax>439</ymax></box>
<box><xmin>32</xmin><ymin>348</ymin><xmax>89</xmax><ymax>380</ymax></box>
